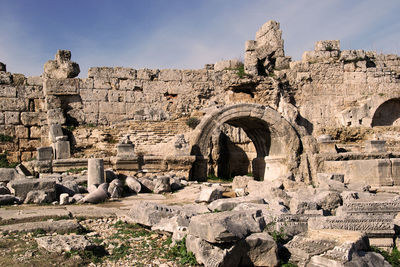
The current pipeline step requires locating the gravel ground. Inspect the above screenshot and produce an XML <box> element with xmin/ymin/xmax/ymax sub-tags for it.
<box><xmin>0</xmin><ymin>218</ymin><xmax>200</xmax><ymax>267</ymax></box>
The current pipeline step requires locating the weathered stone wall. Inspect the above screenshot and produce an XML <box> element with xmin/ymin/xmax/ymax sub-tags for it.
<box><xmin>286</xmin><ymin>43</ymin><xmax>400</xmax><ymax>134</ymax></box>
<box><xmin>1</xmin><ymin>20</ymin><xmax>400</xmax><ymax>176</ymax></box>
<box><xmin>0</xmin><ymin>69</ymin><xmax>47</xmax><ymax>162</ymax></box>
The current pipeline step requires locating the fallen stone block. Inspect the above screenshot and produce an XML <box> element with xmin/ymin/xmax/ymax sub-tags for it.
<box><xmin>244</xmin><ymin>232</ymin><xmax>278</xmax><ymax>267</ymax></box>
<box><xmin>196</xmin><ymin>184</ymin><xmax>224</xmax><ymax>203</ymax></box>
<box><xmin>188</xmin><ymin>210</ymin><xmax>265</xmax><ymax>243</ymax></box>
<box><xmin>24</xmin><ymin>190</ymin><xmax>56</xmax><ymax>204</ymax></box>
<box><xmin>125</xmin><ymin>201</ymin><xmax>182</xmax><ymax>227</ymax></box>
<box><xmin>186</xmin><ymin>234</ymin><xmax>244</xmax><ymax>267</ymax></box>
<box><xmin>0</xmin><ymin>219</ymin><xmax>80</xmax><ymax>234</ymax></box>
<box><xmin>207</xmin><ymin>197</ymin><xmax>265</xmax><ymax>212</ymax></box>
<box><xmin>0</xmin><ymin>168</ymin><xmax>24</xmax><ymax>183</ymax></box>
<box><xmin>232</xmin><ymin>175</ymin><xmax>255</xmax><ymax>192</ymax></box>
<box><xmin>108</xmin><ymin>179</ymin><xmax>123</xmax><ymax>198</ymax></box>
<box><xmin>8</xmin><ymin>178</ymin><xmax>56</xmax><ymax>201</ymax></box>
<box><xmin>138</xmin><ymin>177</ymin><xmax>155</xmax><ymax>192</ymax></box>
<box><xmin>36</xmin><ymin>234</ymin><xmax>93</xmax><ymax>253</ymax></box>
<box><xmin>153</xmin><ymin>176</ymin><xmax>171</xmax><ymax>194</ymax></box>
<box><xmin>56</xmin><ymin>180</ymin><xmax>79</xmax><ymax>196</ymax></box>
<box><xmin>59</xmin><ymin>193</ymin><xmax>69</xmax><ymax>205</ymax></box>
<box><xmin>125</xmin><ymin>176</ymin><xmax>142</xmax><ymax>193</ymax></box>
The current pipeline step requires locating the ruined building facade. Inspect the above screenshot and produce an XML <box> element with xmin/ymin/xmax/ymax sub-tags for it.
<box><xmin>1</xmin><ymin>20</ymin><xmax>400</xmax><ymax>186</ymax></box>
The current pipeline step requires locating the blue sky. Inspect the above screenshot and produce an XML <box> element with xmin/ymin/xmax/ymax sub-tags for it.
<box><xmin>0</xmin><ymin>0</ymin><xmax>399</xmax><ymax>77</ymax></box>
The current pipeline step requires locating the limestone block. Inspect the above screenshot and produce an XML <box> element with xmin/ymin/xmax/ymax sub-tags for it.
<box><xmin>56</xmin><ymin>180</ymin><xmax>79</xmax><ymax>197</ymax></box>
<box><xmin>87</xmin><ymin>158</ymin><xmax>105</xmax><ymax>187</ymax></box>
<box><xmin>93</xmin><ymin>77</ymin><xmax>118</xmax><ymax>89</ymax></box>
<box><xmin>186</xmin><ymin>234</ymin><xmax>244</xmax><ymax>267</ymax></box>
<box><xmin>255</xmin><ymin>20</ymin><xmax>283</xmax><ymax>49</ymax></box>
<box><xmin>137</xmin><ymin>69</ymin><xmax>159</xmax><ymax>80</ymax></box>
<box><xmin>119</xmin><ymin>79</ymin><xmax>143</xmax><ymax>91</ymax></box>
<box><xmin>207</xmin><ymin>197</ymin><xmax>265</xmax><ymax>212</ymax></box>
<box><xmin>245</xmin><ymin>40</ymin><xmax>257</xmax><ymax>51</ymax></box>
<box><xmin>99</xmin><ymin>101</ymin><xmax>126</xmax><ymax>114</ymax></box>
<box><xmin>195</xmin><ymin>184</ymin><xmax>224</xmax><ymax>203</ymax></box>
<box><xmin>125</xmin><ymin>201</ymin><xmax>181</xmax><ymax>227</ymax></box>
<box><xmin>43</xmin><ymin>50</ymin><xmax>80</xmax><ymax>79</ymax></box>
<box><xmin>158</xmin><ymin>69</ymin><xmax>182</xmax><ymax>81</ymax></box>
<box><xmin>188</xmin><ymin>209</ymin><xmax>265</xmax><ymax>243</ymax></box>
<box><xmin>391</xmin><ymin>158</ymin><xmax>400</xmax><ymax>186</ymax></box>
<box><xmin>7</xmin><ymin>178</ymin><xmax>56</xmax><ymax>201</ymax></box>
<box><xmin>19</xmin><ymin>138</ymin><xmax>41</xmax><ymax>151</ymax></box>
<box><xmin>0</xmin><ymin>72</ymin><xmax>12</xmax><ymax>84</ymax></box>
<box><xmin>44</xmin><ymin>78</ymin><xmax>79</xmax><ymax>95</ymax></box>
<box><xmin>30</xmin><ymin>126</ymin><xmax>41</xmax><ymax>139</ymax></box>
<box><xmin>323</xmin><ymin>159</ymin><xmax>393</xmax><ymax>186</ymax></box>
<box><xmin>340</xmin><ymin>49</ymin><xmax>366</xmax><ymax>62</ymax></box>
<box><xmin>0</xmin><ymin>168</ymin><xmax>25</xmax><ymax>183</ymax></box>
<box><xmin>36</xmin><ymin>235</ymin><xmax>93</xmax><ymax>253</ymax></box>
<box><xmin>108</xmin><ymin>179</ymin><xmax>123</xmax><ymax>198</ymax></box>
<box><xmin>48</xmin><ymin>124</ymin><xmax>64</xmax><ymax>143</ymax></box>
<box><xmin>37</xmin><ymin>147</ymin><xmax>53</xmax><ymax>161</ymax></box>
<box><xmin>47</xmin><ymin>109</ymin><xmax>65</xmax><ymax>125</ymax></box>
<box><xmin>27</xmin><ymin>76</ymin><xmax>43</xmax><ymax>86</ymax></box>
<box><xmin>24</xmin><ymin>190</ymin><xmax>56</xmax><ymax>204</ymax></box>
<box><xmin>88</xmin><ymin>67</ymin><xmax>114</xmax><ymax>78</ymax></box>
<box><xmin>314</xmin><ymin>40</ymin><xmax>340</xmax><ymax>51</ymax></box>
<box><xmin>0</xmin><ymin>112</ymin><xmax>4</xmax><ymax>124</ymax></box>
<box><xmin>0</xmin><ymin>98</ymin><xmax>26</xmax><ymax>111</ymax></box>
<box><xmin>14</xmin><ymin>125</ymin><xmax>28</xmax><ymax>138</ymax></box>
<box><xmin>59</xmin><ymin>193</ymin><xmax>69</xmax><ymax>205</ymax></box>
<box><xmin>4</xmin><ymin>111</ymin><xmax>20</xmax><ymax>124</ymax></box>
<box><xmin>244</xmin><ymin>232</ymin><xmax>278</xmax><ymax>267</ymax></box>
<box><xmin>364</xmin><ymin>140</ymin><xmax>386</xmax><ymax>153</ymax></box>
<box><xmin>113</xmin><ymin>67</ymin><xmax>136</xmax><ymax>79</ymax></box>
<box><xmin>214</xmin><ymin>60</ymin><xmax>243</xmax><ymax>71</ymax></box>
<box><xmin>20</xmin><ymin>112</ymin><xmax>40</xmax><ymax>126</ymax></box>
<box><xmin>0</xmin><ymin>85</ymin><xmax>17</xmax><ymax>97</ymax></box>
<box><xmin>275</xmin><ymin>56</ymin><xmax>291</xmax><ymax>70</ymax></box>
<box><xmin>153</xmin><ymin>176</ymin><xmax>171</xmax><ymax>194</ymax></box>
<box><xmin>54</xmin><ymin>140</ymin><xmax>70</xmax><ymax>159</ymax></box>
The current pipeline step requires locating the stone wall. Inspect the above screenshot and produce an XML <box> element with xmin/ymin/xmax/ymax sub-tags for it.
<box><xmin>1</xmin><ymin>20</ymin><xmax>400</xmax><ymax>183</ymax></box>
<box><xmin>0</xmin><ymin>68</ymin><xmax>47</xmax><ymax>162</ymax></box>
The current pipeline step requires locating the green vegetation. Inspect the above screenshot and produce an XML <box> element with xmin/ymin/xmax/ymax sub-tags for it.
<box><xmin>165</xmin><ymin>236</ymin><xmax>198</xmax><ymax>265</ymax></box>
<box><xmin>246</xmin><ymin>172</ymin><xmax>253</xmax><ymax>177</ymax></box>
<box><xmin>0</xmin><ymin>134</ymin><xmax>13</xmax><ymax>142</ymax></box>
<box><xmin>371</xmin><ymin>246</ymin><xmax>400</xmax><ymax>266</ymax></box>
<box><xmin>207</xmin><ymin>173</ymin><xmax>233</xmax><ymax>182</ymax></box>
<box><xmin>0</xmin><ymin>153</ymin><xmax>18</xmax><ymax>168</ymax></box>
<box><xmin>270</xmin><ymin>227</ymin><xmax>287</xmax><ymax>244</ymax></box>
<box><xmin>64</xmin><ymin>125</ymin><xmax>76</xmax><ymax>132</ymax></box>
<box><xmin>186</xmin><ymin>117</ymin><xmax>200</xmax><ymax>129</ymax></box>
<box><xmin>65</xmin><ymin>167</ymin><xmax>87</xmax><ymax>174</ymax></box>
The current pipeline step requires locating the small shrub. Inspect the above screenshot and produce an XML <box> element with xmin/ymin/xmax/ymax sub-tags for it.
<box><xmin>0</xmin><ymin>153</ymin><xmax>18</xmax><ymax>168</ymax></box>
<box><xmin>166</xmin><ymin>236</ymin><xmax>198</xmax><ymax>265</ymax></box>
<box><xmin>186</xmin><ymin>117</ymin><xmax>200</xmax><ymax>129</ymax></box>
<box><xmin>0</xmin><ymin>134</ymin><xmax>13</xmax><ymax>142</ymax></box>
<box><xmin>270</xmin><ymin>227</ymin><xmax>287</xmax><ymax>244</ymax></box>
<box><xmin>371</xmin><ymin>246</ymin><xmax>400</xmax><ymax>266</ymax></box>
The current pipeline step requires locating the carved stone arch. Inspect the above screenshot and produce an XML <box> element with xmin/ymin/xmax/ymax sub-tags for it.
<box><xmin>189</xmin><ymin>103</ymin><xmax>301</xmax><ymax>181</ymax></box>
<box><xmin>371</xmin><ymin>98</ymin><xmax>400</xmax><ymax>127</ymax></box>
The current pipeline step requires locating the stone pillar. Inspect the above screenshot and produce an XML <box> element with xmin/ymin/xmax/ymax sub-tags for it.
<box><xmin>88</xmin><ymin>158</ymin><xmax>105</xmax><ymax>187</ymax></box>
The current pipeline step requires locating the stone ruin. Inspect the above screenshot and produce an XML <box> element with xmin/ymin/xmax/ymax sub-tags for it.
<box><xmin>1</xmin><ymin>20</ymin><xmax>400</xmax><ymax>266</ymax></box>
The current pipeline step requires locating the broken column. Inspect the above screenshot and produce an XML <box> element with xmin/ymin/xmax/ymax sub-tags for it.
<box><xmin>88</xmin><ymin>158</ymin><xmax>105</xmax><ymax>187</ymax></box>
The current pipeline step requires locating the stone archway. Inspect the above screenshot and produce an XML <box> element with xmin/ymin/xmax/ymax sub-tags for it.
<box><xmin>371</xmin><ymin>98</ymin><xmax>400</xmax><ymax>126</ymax></box>
<box><xmin>189</xmin><ymin>103</ymin><xmax>301</xmax><ymax>181</ymax></box>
